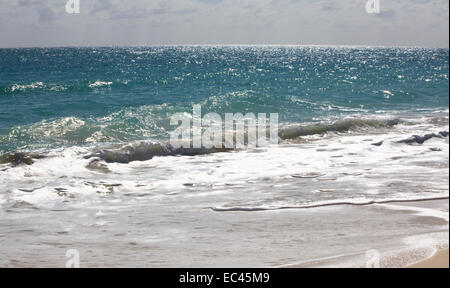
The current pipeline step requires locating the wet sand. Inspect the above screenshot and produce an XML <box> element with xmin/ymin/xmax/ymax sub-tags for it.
<box><xmin>407</xmin><ymin>249</ymin><xmax>449</xmax><ymax>268</ymax></box>
<box><xmin>281</xmin><ymin>199</ymin><xmax>449</xmax><ymax>268</ymax></box>
<box><xmin>1</xmin><ymin>198</ymin><xmax>448</xmax><ymax>267</ymax></box>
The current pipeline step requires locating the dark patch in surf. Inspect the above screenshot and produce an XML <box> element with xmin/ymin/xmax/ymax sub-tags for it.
<box><xmin>85</xmin><ymin>182</ymin><xmax>122</xmax><ymax>194</ymax></box>
<box><xmin>54</xmin><ymin>188</ymin><xmax>75</xmax><ymax>198</ymax></box>
<box><xmin>86</xmin><ymin>159</ymin><xmax>111</xmax><ymax>173</ymax></box>
<box><xmin>371</xmin><ymin>141</ymin><xmax>384</xmax><ymax>146</ymax></box>
<box><xmin>291</xmin><ymin>172</ymin><xmax>324</xmax><ymax>179</ymax></box>
<box><xmin>396</xmin><ymin>131</ymin><xmax>449</xmax><ymax>145</ymax></box>
<box><xmin>0</xmin><ymin>152</ymin><xmax>46</xmax><ymax>166</ymax></box>
<box><xmin>429</xmin><ymin>147</ymin><xmax>442</xmax><ymax>152</ymax></box>
<box><xmin>18</xmin><ymin>187</ymin><xmax>44</xmax><ymax>193</ymax></box>
<box><xmin>6</xmin><ymin>200</ymin><xmax>39</xmax><ymax>211</ymax></box>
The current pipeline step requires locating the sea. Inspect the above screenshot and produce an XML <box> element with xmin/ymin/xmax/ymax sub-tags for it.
<box><xmin>0</xmin><ymin>46</ymin><xmax>448</xmax><ymax>267</ymax></box>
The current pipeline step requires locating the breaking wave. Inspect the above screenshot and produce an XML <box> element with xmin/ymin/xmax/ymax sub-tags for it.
<box><xmin>84</xmin><ymin>141</ymin><xmax>233</xmax><ymax>163</ymax></box>
<box><xmin>1</xmin><ymin>111</ymin><xmax>402</xmax><ymax>155</ymax></box>
<box><xmin>279</xmin><ymin>118</ymin><xmax>401</xmax><ymax>139</ymax></box>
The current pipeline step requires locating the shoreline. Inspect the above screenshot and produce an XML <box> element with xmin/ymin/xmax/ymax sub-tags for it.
<box><xmin>279</xmin><ymin>198</ymin><xmax>449</xmax><ymax>268</ymax></box>
<box><xmin>407</xmin><ymin>249</ymin><xmax>449</xmax><ymax>268</ymax></box>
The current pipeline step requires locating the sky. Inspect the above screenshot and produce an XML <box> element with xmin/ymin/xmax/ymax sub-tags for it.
<box><xmin>0</xmin><ymin>0</ymin><xmax>448</xmax><ymax>48</ymax></box>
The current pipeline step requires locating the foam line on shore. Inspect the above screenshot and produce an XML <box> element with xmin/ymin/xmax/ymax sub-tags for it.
<box><xmin>210</xmin><ymin>197</ymin><xmax>450</xmax><ymax>212</ymax></box>
<box><xmin>377</xmin><ymin>203</ymin><xmax>449</xmax><ymax>222</ymax></box>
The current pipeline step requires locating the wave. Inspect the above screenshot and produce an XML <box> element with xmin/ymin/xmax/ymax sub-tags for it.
<box><xmin>1</xmin><ymin>80</ymin><xmax>122</xmax><ymax>95</ymax></box>
<box><xmin>88</xmin><ymin>81</ymin><xmax>113</xmax><ymax>88</ymax></box>
<box><xmin>84</xmin><ymin>141</ymin><xmax>233</xmax><ymax>164</ymax></box>
<box><xmin>279</xmin><ymin>118</ymin><xmax>401</xmax><ymax>139</ymax></box>
<box><xmin>69</xmin><ymin>128</ymin><xmax>450</xmax><ymax>164</ymax></box>
<box><xmin>0</xmin><ymin>105</ymin><xmax>175</xmax><ymax>153</ymax></box>
<box><xmin>10</xmin><ymin>82</ymin><xmax>45</xmax><ymax>92</ymax></box>
<box><xmin>1</xmin><ymin>112</ymin><xmax>447</xmax><ymax>164</ymax></box>
<box><xmin>75</xmin><ymin>127</ymin><xmax>444</xmax><ymax>164</ymax></box>
<box><xmin>0</xmin><ymin>104</ymin><xmax>403</xmax><ymax>154</ymax></box>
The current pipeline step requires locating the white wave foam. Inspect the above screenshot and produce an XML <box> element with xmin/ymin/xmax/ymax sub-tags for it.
<box><xmin>0</xmin><ymin>111</ymin><xmax>448</xmax><ymax>211</ymax></box>
<box><xmin>88</xmin><ymin>81</ymin><xmax>113</xmax><ymax>88</ymax></box>
<box><xmin>10</xmin><ymin>82</ymin><xmax>44</xmax><ymax>92</ymax></box>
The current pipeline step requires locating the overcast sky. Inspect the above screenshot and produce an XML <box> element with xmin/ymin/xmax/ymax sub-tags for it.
<box><xmin>0</xmin><ymin>0</ymin><xmax>448</xmax><ymax>48</ymax></box>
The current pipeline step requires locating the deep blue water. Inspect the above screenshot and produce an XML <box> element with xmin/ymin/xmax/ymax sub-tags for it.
<box><xmin>0</xmin><ymin>46</ymin><xmax>448</xmax><ymax>153</ymax></box>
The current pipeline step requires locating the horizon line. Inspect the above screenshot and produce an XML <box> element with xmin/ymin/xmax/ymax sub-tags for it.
<box><xmin>1</xmin><ymin>44</ymin><xmax>449</xmax><ymax>49</ymax></box>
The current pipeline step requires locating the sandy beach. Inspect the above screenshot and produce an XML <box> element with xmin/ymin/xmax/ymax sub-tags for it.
<box><xmin>408</xmin><ymin>249</ymin><xmax>449</xmax><ymax>268</ymax></box>
<box><xmin>278</xmin><ymin>199</ymin><xmax>449</xmax><ymax>268</ymax></box>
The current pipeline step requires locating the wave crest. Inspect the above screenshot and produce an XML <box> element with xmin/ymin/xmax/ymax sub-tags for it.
<box><xmin>279</xmin><ymin>118</ymin><xmax>400</xmax><ymax>139</ymax></box>
<box><xmin>85</xmin><ymin>141</ymin><xmax>233</xmax><ymax>163</ymax></box>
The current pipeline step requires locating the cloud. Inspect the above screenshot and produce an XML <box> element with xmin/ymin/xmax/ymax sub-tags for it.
<box><xmin>17</xmin><ymin>0</ymin><xmax>41</xmax><ymax>7</ymax></box>
<box><xmin>91</xmin><ymin>0</ymin><xmax>113</xmax><ymax>14</ymax></box>
<box><xmin>0</xmin><ymin>0</ymin><xmax>448</xmax><ymax>47</ymax></box>
<box><xmin>375</xmin><ymin>9</ymin><xmax>396</xmax><ymax>19</ymax></box>
<box><xmin>38</xmin><ymin>7</ymin><xmax>56</xmax><ymax>22</ymax></box>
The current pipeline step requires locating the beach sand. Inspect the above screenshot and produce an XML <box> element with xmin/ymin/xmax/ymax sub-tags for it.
<box><xmin>281</xmin><ymin>199</ymin><xmax>449</xmax><ymax>268</ymax></box>
<box><xmin>407</xmin><ymin>249</ymin><xmax>449</xmax><ymax>268</ymax></box>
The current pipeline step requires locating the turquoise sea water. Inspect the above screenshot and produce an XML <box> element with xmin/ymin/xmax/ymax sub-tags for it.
<box><xmin>0</xmin><ymin>46</ymin><xmax>448</xmax><ymax>154</ymax></box>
